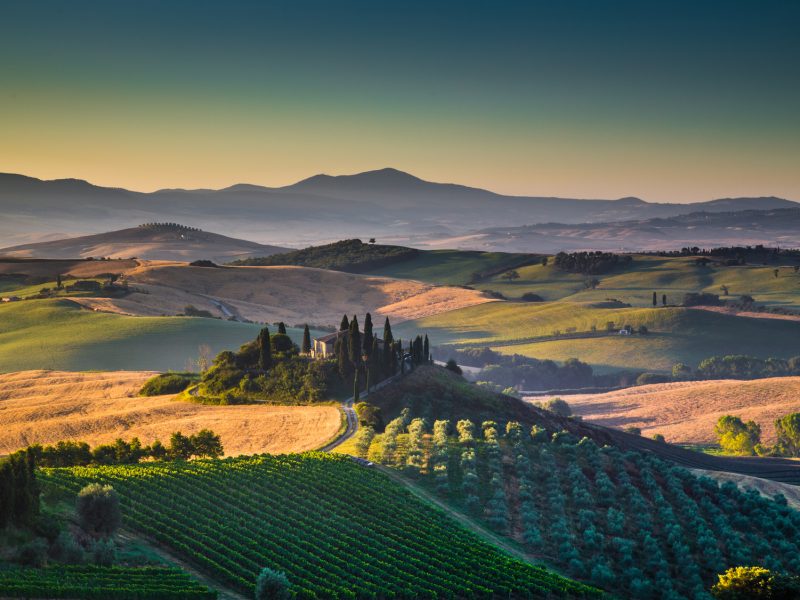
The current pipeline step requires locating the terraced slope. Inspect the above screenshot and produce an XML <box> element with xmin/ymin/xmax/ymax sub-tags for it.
<box><xmin>40</xmin><ymin>454</ymin><xmax>599</xmax><ymax>599</ymax></box>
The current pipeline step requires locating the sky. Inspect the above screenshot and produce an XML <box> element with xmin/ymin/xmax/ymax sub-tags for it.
<box><xmin>0</xmin><ymin>0</ymin><xmax>798</xmax><ymax>202</ymax></box>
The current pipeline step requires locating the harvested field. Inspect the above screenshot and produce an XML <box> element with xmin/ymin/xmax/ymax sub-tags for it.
<box><xmin>548</xmin><ymin>377</ymin><xmax>800</xmax><ymax>444</ymax></box>
<box><xmin>0</xmin><ymin>370</ymin><xmax>341</xmax><ymax>456</ymax></box>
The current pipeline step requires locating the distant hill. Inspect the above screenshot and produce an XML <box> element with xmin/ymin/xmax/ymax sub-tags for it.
<box><xmin>472</xmin><ymin>208</ymin><xmax>800</xmax><ymax>253</ymax></box>
<box><xmin>1</xmin><ymin>168</ymin><xmax>795</xmax><ymax>249</ymax></box>
<box><xmin>0</xmin><ymin>223</ymin><xmax>290</xmax><ymax>262</ymax></box>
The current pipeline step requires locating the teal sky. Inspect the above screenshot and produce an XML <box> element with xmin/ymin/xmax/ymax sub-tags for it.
<box><xmin>1</xmin><ymin>0</ymin><xmax>798</xmax><ymax>201</ymax></box>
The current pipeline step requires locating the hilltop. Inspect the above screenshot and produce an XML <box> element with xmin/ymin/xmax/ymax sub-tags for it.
<box><xmin>0</xmin><ymin>223</ymin><xmax>289</xmax><ymax>263</ymax></box>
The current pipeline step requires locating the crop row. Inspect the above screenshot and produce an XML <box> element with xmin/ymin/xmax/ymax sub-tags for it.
<box><xmin>40</xmin><ymin>453</ymin><xmax>599</xmax><ymax>599</ymax></box>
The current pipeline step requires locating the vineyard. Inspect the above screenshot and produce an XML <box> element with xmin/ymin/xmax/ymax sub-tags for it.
<box><xmin>0</xmin><ymin>565</ymin><xmax>216</xmax><ymax>599</ymax></box>
<box><xmin>39</xmin><ymin>453</ymin><xmax>600</xmax><ymax>599</ymax></box>
<box><xmin>360</xmin><ymin>415</ymin><xmax>800</xmax><ymax>599</ymax></box>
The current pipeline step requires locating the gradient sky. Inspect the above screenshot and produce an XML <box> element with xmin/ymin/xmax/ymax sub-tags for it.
<box><xmin>1</xmin><ymin>0</ymin><xmax>798</xmax><ymax>201</ymax></box>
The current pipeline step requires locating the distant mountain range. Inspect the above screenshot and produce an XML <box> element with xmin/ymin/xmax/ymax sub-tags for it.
<box><xmin>0</xmin><ymin>168</ymin><xmax>796</xmax><ymax>249</ymax></box>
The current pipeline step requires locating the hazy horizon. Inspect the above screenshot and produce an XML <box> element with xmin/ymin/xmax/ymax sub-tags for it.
<box><xmin>1</xmin><ymin>0</ymin><xmax>798</xmax><ymax>203</ymax></box>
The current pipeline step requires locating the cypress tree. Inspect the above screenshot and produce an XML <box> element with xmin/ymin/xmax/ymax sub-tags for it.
<box><xmin>278</xmin><ymin>322</ymin><xmax>287</xmax><ymax>335</ymax></box>
<box><xmin>340</xmin><ymin>314</ymin><xmax>349</xmax><ymax>331</ymax></box>
<box><xmin>423</xmin><ymin>335</ymin><xmax>430</xmax><ymax>363</ymax></box>
<box><xmin>353</xmin><ymin>370</ymin><xmax>360</xmax><ymax>402</ymax></box>
<box><xmin>370</xmin><ymin>337</ymin><xmax>381</xmax><ymax>383</ymax></box>
<box><xmin>382</xmin><ymin>317</ymin><xmax>394</xmax><ymax>374</ymax></box>
<box><xmin>363</xmin><ymin>313</ymin><xmax>374</xmax><ymax>357</ymax></box>
<box><xmin>652</xmin><ymin>292</ymin><xmax>657</xmax><ymax>307</ymax></box>
<box><xmin>349</xmin><ymin>316</ymin><xmax>361</xmax><ymax>366</ymax></box>
<box><xmin>301</xmin><ymin>324</ymin><xmax>312</xmax><ymax>354</ymax></box>
<box><xmin>258</xmin><ymin>327</ymin><xmax>272</xmax><ymax>370</ymax></box>
<box><xmin>0</xmin><ymin>460</ymin><xmax>13</xmax><ymax>528</ymax></box>
<box><xmin>337</xmin><ymin>336</ymin><xmax>352</xmax><ymax>380</ymax></box>
<box><xmin>662</xmin><ymin>294</ymin><xmax>667</xmax><ymax>306</ymax></box>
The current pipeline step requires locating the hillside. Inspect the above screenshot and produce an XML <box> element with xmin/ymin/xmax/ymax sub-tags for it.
<box><xmin>353</xmin><ymin>413</ymin><xmax>800</xmax><ymax>598</ymax></box>
<box><xmin>2</xmin><ymin>169</ymin><xmax>796</xmax><ymax>250</ymax></box>
<box><xmin>0</xmin><ymin>223</ymin><xmax>289</xmax><ymax>263</ymax></box>
<box><xmin>0</xmin><ymin>370</ymin><xmax>341</xmax><ymax>455</ymax></box>
<box><xmin>556</xmin><ymin>377</ymin><xmax>800</xmax><ymax>444</ymax></box>
<box><xmin>40</xmin><ymin>454</ymin><xmax>598</xmax><ymax>598</ymax></box>
<box><xmin>72</xmin><ymin>261</ymin><xmax>495</xmax><ymax>326</ymax></box>
<box><xmin>0</xmin><ymin>299</ymin><xmax>270</xmax><ymax>372</ymax></box>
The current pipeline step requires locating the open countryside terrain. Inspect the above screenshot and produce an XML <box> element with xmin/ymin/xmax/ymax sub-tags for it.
<box><xmin>551</xmin><ymin>377</ymin><xmax>800</xmax><ymax>444</ymax></box>
<box><xmin>0</xmin><ymin>370</ymin><xmax>342</xmax><ymax>456</ymax></box>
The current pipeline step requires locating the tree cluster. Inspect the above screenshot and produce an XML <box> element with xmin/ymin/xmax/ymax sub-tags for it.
<box><xmin>553</xmin><ymin>251</ymin><xmax>632</xmax><ymax>275</ymax></box>
<box><xmin>0</xmin><ymin>449</ymin><xmax>39</xmax><ymax>529</ymax></box>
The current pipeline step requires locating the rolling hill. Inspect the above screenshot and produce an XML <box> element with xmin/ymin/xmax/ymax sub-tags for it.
<box><xmin>0</xmin><ymin>223</ymin><xmax>289</xmax><ymax>263</ymax></box>
<box><xmin>2</xmin><ymin>169</ymin><xmax>796</xmax><ymax>250</ymax></box>
<box><xmin>553</xmin><ymin>377</ymin><xmax>800</xmax><ymax>444</ymax></box>
<box><xmin>0</xmin><ymin>370</ymin><xmax>341</xmax><ymax>456</ymax></box>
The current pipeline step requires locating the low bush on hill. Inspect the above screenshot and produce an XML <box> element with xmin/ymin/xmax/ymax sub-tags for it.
<box><xmin>139</xmin><ymin>372</ymin><xmax>197</xmax><ymax>396</ymax></box>
<box><xmin>553</xmin><ymin>251</ymin><xmax>632</xmax><ymax>274</ymax></box>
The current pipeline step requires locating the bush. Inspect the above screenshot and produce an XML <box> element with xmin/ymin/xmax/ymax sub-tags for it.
<box><xmin>636</xmin><ymin>372</ymin><xmax>671</xmax><ymax>386</ymax></box>
<box><xmin>183</xmin><ymin>304</ymin><xmax>215</xmax><ymax>318</ymax></box>
<box><xmin>711</xmin><ymin>566</ymin><xmax>800</xmax><ymax>599</ymax></box>
<box><xmin>49</xmin><ymin>530</ymin><xmax>85</xmax><ymax>564</ymax></box>
<box><xmin>139</xmin><ymin>373</ymin><xmax>195</xmax><ymax>396</ymax></box>
<box><xmin>520</xmin><ymin>293</ymin><xmax>544</xmax><ymax>302</ymax></box>
<box><xmin>17</xmin><ymin>538</ymin><xmax>49</xmax><ymax>567</ymax></box>
<box><xmin>90</xmin><ymin>538</ymin><xmax>116</xmax><ymax>567</ymax></box>
<box><xmin>539</xmin><ymin>398</ymin><xmax>572</xmax><ymax>417</ymax></box>
<box><xmin>255</xmin><ymin>567</ymin><xmax>291</xmax><ymax>600</ymax></box>
<box><xmin>445</xmin><ymin>359</ymin><xmax>462</xmax><ymax>375</ymax></box>
<box><xmin>715</xmin><ymin>416</ymin><xmax>761</xmax><ymax>456</ymax></box>
<box><xmin>355</xmin><ymin>402</ymin><xmax>384</xmax><ymax>430</ymax></box>
<box><xmin>76</xmin><ymin>484</ymin><xmax>121</xmax><ymax>539</ymax></box>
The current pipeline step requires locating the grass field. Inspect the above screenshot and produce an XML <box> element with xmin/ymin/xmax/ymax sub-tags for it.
<box><xmin>0</xmin><ymin>299</ymin><xmax>318</xmax><ymax>372</ymax></box>
<box><xmin>41</xmin><ymin>454</ymin><xmax>598</xmax><ymax>599</ymax></box>
<box><xmin>0</xmin><ymin>370</ymin><xmax>342</xmax><ymax>455</ymax></box>
<box><xmin>471</xmin><ymin>255</ymin><xmax>800</xmax><ymax>306</ymax></box>
<box><xmin>397</xmin><ymin>301</ymin><xmax>800</xmax><ymax>373</ymax></box>
<box><xmin>553</xmin><ymin>376</ymin><xmax>800</xmax><ymax>444</ymax></box>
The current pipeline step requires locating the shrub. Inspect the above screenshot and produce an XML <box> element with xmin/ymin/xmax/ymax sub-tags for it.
<box><xmin>139</xmin><ymin>373</ymin><xmax>194</xmax><ymax>396</ymax></box>
<box><xmin>49</xmin><ymin>530</ymin><xmax>85</xmax><ymax>564</ymax></box>
<box><xmin>183</xmin><ymin>304</ymin><xmax>215</xmax><ymax>318</ymax></box>
<box><xmin>17</xmin><ymin>538</ymin><xmax>49</xmax><ymax>567</ymax></box>
<box><xmin>714</xmin><ymin>416</ymin><xmax>761</xmax><ymax>456</ymax></box>
<box><xmin>636</xmin><ymin>372</ymin><xmax>670</xmax><ymax>386</ymax></box>
<box><xmin>445</xmin><ymin>359</ymin><xmax>462</xmax><ymax>375</ymax></box>
<box><xmin>711</xmin><ymin>566</ymin><xmax>800</xmax><ymax>599</ymax></box>
<box><xmin>76</xmin><ymin>484</ymin><xmax>121</xmax><ymax>539</ymax></box>
<box><xmin>539</xmin><ymin>397</ymin><xmax>572</xmax><ymax>417</ymax></box>
<box><xmin>255</xmin><ymin>567</ymin><xmax>291</xmax><ymax>600</ymax></box>
<box><xmin>520</xmin><ymin>293</ymin><xmax>544</xmax><ymax>302</ymax></box>
<box><xmin>355</xmin><ymin>402</ymin><xmax>384</xmax><ymax>430</ymax></box>
<box><xmin>652</xmin><ymin>434</ymin><xmax>666</xmax><ymax>443</ymax></box>
<box><xmin>90</xmin><ymin>538</ymin><xmax>116</xmax><ymax>567</ymax></box>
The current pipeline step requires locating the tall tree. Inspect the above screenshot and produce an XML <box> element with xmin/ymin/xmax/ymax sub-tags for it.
<box><xmin>301</xmin><ymin>324</ymin><xmax>312</xmax><ymax>354</ymax></box>
<box><xmin>652</xmin><ymin>291</ymin><xmax>657</xmax><ymax>307</ymax></box>
<box><xmin>353</xmin><ymin>370</ymin><xmax>360</xmax><ymax>403</ymax></box>
<box><xmin>423</xmin><ymin>335</ymin><xmax>430</xmax><ymax>363</ymax></box>
<box><xmin>340</xmin><ymin>314</ymin><xmax>350</xmax><ymax>331</ymax></box>
<box><xmin>348</xmin><ymin>316</ymin><xmax>361</xmax><ymax>366</ymax></box>
<box><xmin>370</xmin><ymin>337</ymin><xmax>381</xmax><ymax>385</ymax></box>
<box><xmin>277</xmin><ymin>322</ymin><xmax>287</xmax><ymax>335</ymax></box>
<box><xmin>362</xmin><ymin>313</ymin><xmax>374</xmax><ymax>357</ymax></box>
<box><xmin>257</xmin><ymin>327</ymin><xmax>272</xmax><ymax>370</ymax></box>
<box><xmin>662</xmin><ymin>294</ymin><xmax>667</xmax><ymax>306</ymax></box>
<box><xmin>337</xmin><ymin>336</ymin><xmax>352</xmax><ymax>380</ymax></box>
<box><xmin>382</xmin><ymin>317</ymin><xmax>394</xmax><ymax>374</ymax></box>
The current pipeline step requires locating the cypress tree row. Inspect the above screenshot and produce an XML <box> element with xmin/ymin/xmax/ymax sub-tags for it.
<box><xmin>257</xmin><ymin>327</ymin><xmax>272</xmax><ymax>370</ymax></box>
<box><xmin>363</xmin><ymin>313</ymin><xmax>374</xmax><ymax>357</ymax></box>
<box><xmin>301</xmin><ymin>324</ymin><xmax>312</xmax><ymax>354</ymax></box>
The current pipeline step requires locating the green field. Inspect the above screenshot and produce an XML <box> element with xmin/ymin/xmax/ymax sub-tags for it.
<box><xmin>40</xmin><ymin>454</ymin><xmax>598</xmax><ymax>599</ymax></box>
<box><xmin>0</xmin><ymin>300</ymin><xmax>320</xmax><ymax>372</ymax></box>
<box><xmin>356</xmin><ymin>417</ymin><xmax>800</xmax><ymax>598</ymax></box>
<box><xmin>471</xmin><ymin>255</ymin><xmax>800</xmax><ymax>306</ymax></box>
<box><xmin>396</xmin><ymin>302</ymin><xmax>800</xmax><ymax>373</ymax></box>
<box><xmin>363</xmin><ymin>249</ymin><xmax>538</xmax><ymax>285</ymax></box>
